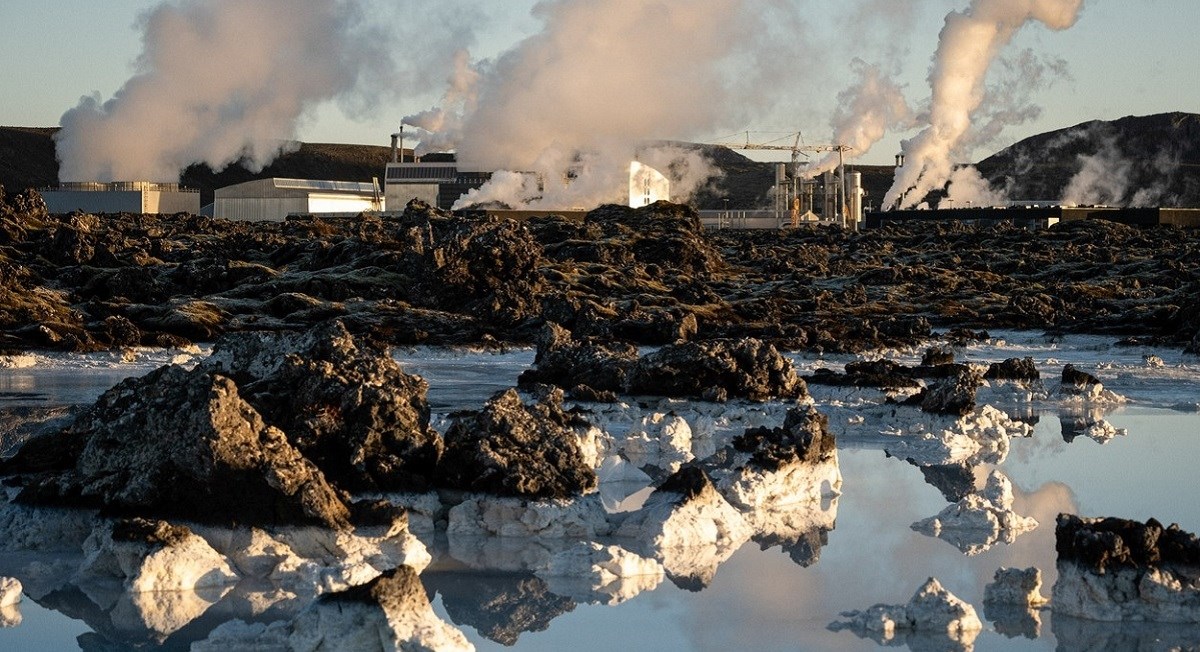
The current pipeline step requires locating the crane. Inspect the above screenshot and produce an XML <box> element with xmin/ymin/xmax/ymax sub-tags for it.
<box><xmin>711</xmin><ymin>131</ymin><xmax>851</xmax><ymax>177</ymax></box>
<box><xmin>708</xmin><ymin>132</ymin><xmax>855</xmax><ymax>229</ymax></box>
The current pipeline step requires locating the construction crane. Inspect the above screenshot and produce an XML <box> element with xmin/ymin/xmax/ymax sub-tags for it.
<box><xmin>714</xmin><ymin>131</ymin><xmax>851</xmax><ymax>177</ymax></box>
<box><xmin>708</xmin><ymin>132</ymin><xmax>855</xmax><ymax>229</ymax></box>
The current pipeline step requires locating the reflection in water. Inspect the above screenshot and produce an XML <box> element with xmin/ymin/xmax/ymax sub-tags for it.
<box><xmin>915</xmin><ymin>463</ymin><xmax>975</xmax><ymax>503</ymax></box>
<box><xmin>1052</xmin><ymin>613</ymin><xmax>1200</xmax><ymax>652</ymax></box>
<box><xmin>423</xmin><ymin>571</ymin><xmax>575</xmax><ymax>645</ymax></box>
<box><xmin>984</xmin><ymin>602</ymin><xmax>1041</xmax><ymax>639</ymax></box>
<box><xmin>3</xmin><ymin>335</ymin><xmax>1200</xmax><ymax>650</ymax></box>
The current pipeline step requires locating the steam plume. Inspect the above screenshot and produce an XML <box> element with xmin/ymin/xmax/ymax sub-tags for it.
<box><xmin>806</xmin><ymin>59</ymin><xmax>914</xmax><ymax>178</ymax></box>
<box><xmin>883</xmin><ymin>0</ymin><xmax>1085</xmax><ymax>209</ymax></box>
<box><xmin>55</xmin><ymin>0</ymin><xmax>393</xmax><ymax>183</ymax></box>
<box><xmin>407</xmin><ymin>0</ymin><xmax>801</xmax><ymax>209</ymax></box>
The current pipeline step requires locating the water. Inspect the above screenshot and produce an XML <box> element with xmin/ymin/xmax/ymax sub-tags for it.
<box><xmin>1</xmin><ymin>332</ymin><xmax>1198</xmax><ymax>651</ymax></box>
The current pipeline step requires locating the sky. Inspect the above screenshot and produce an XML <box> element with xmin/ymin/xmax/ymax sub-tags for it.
<box><xmin>0</xmin><ymin>0</ymin><xmax>1196</xmax><ymax>170</ymax></box>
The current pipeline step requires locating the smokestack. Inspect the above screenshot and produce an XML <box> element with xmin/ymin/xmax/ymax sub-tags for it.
<box><xmin>895</xmin><ymin>153</ymin><xmax>905</xmax><ymax>168</ymax></box>
<box><xmin>390</xmin><ymin>131</ymin><xmax>401</xmax><ymax>163</ymax></box>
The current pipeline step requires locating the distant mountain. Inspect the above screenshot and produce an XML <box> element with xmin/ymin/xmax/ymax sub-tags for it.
<box><xmin>976</xmin><ymin>112</ymin><xmax>1200</xmax><ymax>207</ymax></box>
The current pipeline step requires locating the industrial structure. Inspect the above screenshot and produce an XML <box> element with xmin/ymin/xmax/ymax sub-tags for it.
<box><xmin>709</xmin><ymin>132</ymin><xmax>858</xmax><ymax>229</ymax></box>
<box><xmin>213</xmin><ymin>178</ymin><xmax>382</xmax><ymax>222</ymax></box>
<box><xmin>383</xmin><ymin>127</ymin><xmax>491</xmax><ymax>211</ymax></box>
<box><xmin>41</xmin><ymin>182</ymin><xmax>200</xmax><ymax>215</ymax></box>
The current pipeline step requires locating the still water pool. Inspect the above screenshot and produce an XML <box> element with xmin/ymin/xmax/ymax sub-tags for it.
<box><xmin>1</xmin><ymin>331</ymin><xmax>1198</xmax><ymax>651</ymax></box>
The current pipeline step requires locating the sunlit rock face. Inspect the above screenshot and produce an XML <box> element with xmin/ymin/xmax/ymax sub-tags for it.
<box><xmin>1</xmin><ymin>364</ymin><xmax>351</xmax><ymax>529</ymax></box>
<box><xmin>615</xmin><ymin>467</ymin><xmax>752</xmax><ymax>588</ymax></box>
<box><xmin>439</xmin><ymin>388</ymin><xmax>597</xmax><ymax>499</ymax></box>
<box><xmin>0</xmin><ymin>575</ymin><xmax>20</xmax><ymax>606</ymax></box>
<box><xmin>1054</xmin><ymin>514</ymin><xmax>1200</xmax><ymax>622</ymax></box>
<box><xmin>206</xmin><ymin>321</ymin><xmax>445</xmax><ymax>493</ymax></box>
<box><xmin>912</xmin><ymin>470</ymin><xmax>1038</xmax><ymax>555</ymax></box>
<box><xmin>830</xmin><ymin>577</ymin><xmax>982</xmax><ymax>648</ymax></box>
<box><xmin>878</xmin><ymin>403</ymin><xmax>1032</xmax><ymax>468</ymax></box>
<box><xmin>78</xmin><ymin>518</ymin><xmax>239</xmax><ymax>592</ymax></box>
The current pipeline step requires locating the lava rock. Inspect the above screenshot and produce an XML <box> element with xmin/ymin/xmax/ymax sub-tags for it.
<box><xmin>207</xmin><ymin>321</ymin><xmax>444</xmax><ymax>492</ymax></box>
<box><xmin>1055</xmin><ymin>514</ymin><xmax>1200</xmax><ymax>573</ymax></box>
<box><xmin>733</xmin><ymin>405</ymin><xmax>836</xmax><ymax>470</ymax></box>
<box><xmin>986</xmin><ymin>357</ymin><xmax>1040</xmax><ymax>381</ymax></box>
<box><xmin>3</xmin><ymin>364</ymin><xmax>351</xmax><ymax>528</ymax></box>
<box><xmin>627</xmin><ymin>338</ymin><xmax>807</xmax><ymax>402</ymax></box>
<box><xmin>439</xmin><ymin>389</ymin><xmax>597</xmax><ymax>499</ymax></box>
<box><xmin>517</xmin><ymin>322</ymin><xmax>638</xmax><ymax>394</ymax></box>
<box><xmin>916</xmin><ymin>368</ymin><xmax>984</xmax><ymax>416</ymax></box>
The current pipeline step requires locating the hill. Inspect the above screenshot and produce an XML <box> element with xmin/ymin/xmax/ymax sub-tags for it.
<box><xmin>976</xmin><ymin>112</ymin><xmax>1200</xmax><ymax>207</ymax></box>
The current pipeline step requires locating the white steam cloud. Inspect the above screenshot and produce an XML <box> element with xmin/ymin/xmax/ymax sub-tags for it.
<box><xmin>55</xmin><ymin>0</ymin><xmax>399</xmax><ymax>183</ymax></box>
<box><xmin>407</xmin><ymin>0</ymin><xmax>802</xmax><ymax>210</ymax></box>
<box><xmin>807</xmin><ymin>59</ymin><xmax>915</xmax><ymax>178</ymax></box>
<box><xmin>883</xmin><ymin>0</ymin><xmax>1085</xmax><ymax>210</ymax></box>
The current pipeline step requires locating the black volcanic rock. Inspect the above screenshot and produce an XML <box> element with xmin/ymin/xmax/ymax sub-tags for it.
<box><xmin>627</xmin><ymin>338</ymin><xmax>806</xmax><ymax>402</ymax></box>
<box><xmin>207</xmin><ymin>321</ymin><xmax>443</xmax><ymax>492</ymax></box>
<box><xmin>986</xmin><ymin>357</ymin><xmax>1040</xmax><ymax>381</ymax></box>
<box><xmin>917</xmin><ymin>368</ymin><xmax>984</xmax><ymax>416</ymax></box>
<box><xmin>439</xmin><ymin>388</ymin><xmax>596</xmax><ymax>499</ymax></box>
<box><xmin>1061</xmin><ymin>364</ymin><xmax>1102</xmax><ymax>389</ymax></box>
<box><xmin>2</xmin><ymin>364</ymin><xmax>351</xmax><ymax>528</ymax></box>
<box><xmin>1056</xmin><ymin>513</ymin><xmax>1200</xmax><ymax>573</ymax></box>
<box><xmin>517</xmin><ymin>322</ymin><xmax>638</xmax><ymax>394</ymax></box>
<box><xmin>733</xmin><ymin>405</ymin><xmax>836</xmax><ymax>471</ymax></box>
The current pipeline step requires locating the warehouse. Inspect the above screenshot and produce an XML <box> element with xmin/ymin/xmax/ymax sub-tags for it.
<box><xmin>213</xmin><ymin>178</ymin><xmax>382</xmax><ymax>222</ymax></box>
<box><xmin>42</xmin><ymin>181</ymin><xmax>200</xmax><ymax>215</ymax></box>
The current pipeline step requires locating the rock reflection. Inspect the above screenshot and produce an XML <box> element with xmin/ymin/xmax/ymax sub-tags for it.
<box><xmin>911</xmin><ymin>471</ymin><xmax>1038</xmax><ymax>555</ymax></box>
<box><xmin>983</xmin><ymin>603</ymin><xmax>1041</xmax><ymax>639</ymax></box>
<box><xmin>1052</xmin><ymin>614</ymin><xmax>1200</xmax><ymax>652</ymax></box>
<box><xmin>914</xmin><ymin>462</ymin><xmax>976</xmax><ymax>503</ymax></box>
<box><xmin>1058</xmin><ymin>407</ymin><xmax>1127</xmax><ymax>444</ymax></box>
<box><xmin>423</xmin><ymin>570</ymin><xmax>574</xmax><ymax>645</ymax></box>
<box><xmin>0</xmin><ymin>605</ymin><xmax>19</xmax><ymax>628</ymax></box>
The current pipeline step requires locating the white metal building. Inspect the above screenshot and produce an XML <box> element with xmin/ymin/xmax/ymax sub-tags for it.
<box><xmin>42</xmin><ymin>182</ymin><xmax>200</xmax><ymax>215</ymax></box>
<box><xmin>214</xmin><ymin>178</ymin><xmax>382</xmax><ymax>222</ymax></box>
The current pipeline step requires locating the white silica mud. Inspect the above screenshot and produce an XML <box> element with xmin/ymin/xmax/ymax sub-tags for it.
<box><xmin>3</xmin><ymin>330</ymin><xmax>1200</xmax><ymax>651</ymax></box>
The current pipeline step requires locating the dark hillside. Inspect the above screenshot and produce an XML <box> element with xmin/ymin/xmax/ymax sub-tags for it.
<box><xmin>977</xmin><ymin>112</ymin><xmax>1200</xmax><ymax>207</ymax></box>
<box><xmin>0</xmin><ymin>126</ymin><xmax>58</xmax><ymax>194</ymax></box>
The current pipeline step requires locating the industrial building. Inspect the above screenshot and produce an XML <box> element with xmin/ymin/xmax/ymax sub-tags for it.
<box><xmin>42</xmin><ymin>182</ymin><xmax>200</xmax><ymax>215</ymax></box>
<box><xmin>213</xmin><ymin>178</ymin><xmax>382</xmax><ymax>222</ymax></box>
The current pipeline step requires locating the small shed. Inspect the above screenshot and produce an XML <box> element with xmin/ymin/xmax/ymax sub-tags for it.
<box><xmin>214</xmin><ymin>178</ymin><xmax>381</xmax><ymax>222</ymax></box>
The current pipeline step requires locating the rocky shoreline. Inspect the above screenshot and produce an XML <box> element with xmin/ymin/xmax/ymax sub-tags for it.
<box><xmin>2</xmin><ymin>188</ymin><xmax>1199</xmax><ymax>357</ymax></box>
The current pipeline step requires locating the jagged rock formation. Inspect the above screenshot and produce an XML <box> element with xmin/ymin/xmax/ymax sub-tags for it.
<box><xmin>1</xmin><ymin>363</ymin><xmax>352</xmax><ymax>528</ymax></box>
<box><xmin>627</xmin><ymin>338</ymin><xmax>807</xmax><ymax>402</ymax></box>
<box><xmin>1054</xmin><ymin>514</ymin><xmax>1200</xmax><ymax>622</ymax></box>
<box><xmin>207</xmin><ymin>322</ymin><xmax>443</xmax><ymax>492</ymax></box>
<box><xmin>439</xmin><ymin>389</ymin><xmax>597</xmax><ymax>499</ymax></box>
<box><xmin>830</xmin><ymin>577</ymin><xmax>983</xmax><ymax>647</ymax></box>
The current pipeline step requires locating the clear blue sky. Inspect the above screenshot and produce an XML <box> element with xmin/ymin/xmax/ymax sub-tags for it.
<box><xmin>0</xmin><ymin>0</ymin><xmax>1195</xmax><ymax>165</ymax></box>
